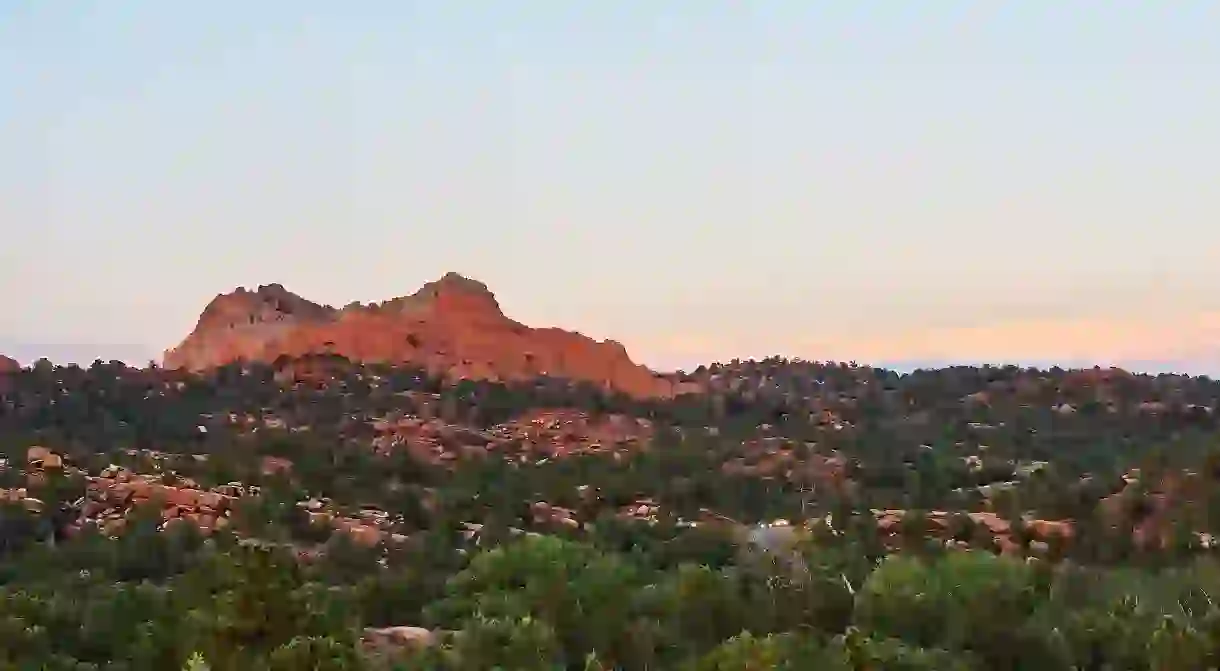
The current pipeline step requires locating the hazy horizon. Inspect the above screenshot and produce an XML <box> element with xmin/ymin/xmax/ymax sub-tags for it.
<box><xmin>3</xmin><ymin>3</ymin><xmax>1218</xmax><ymax>373</ymax></box>
<box><xmin>4</xmin><ymin>334</ymin><xmax>1219</xmax><ymax>379</ymax></box>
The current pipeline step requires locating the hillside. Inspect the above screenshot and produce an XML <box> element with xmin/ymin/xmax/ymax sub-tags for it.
<box><xmin>4</xmin><ymin>356</ymin><xmax>1220</xmax><ymax>668</ymax></box>
<box><xmin>163</xmin><ymin>272</ymin><xmax>673</xmax><ymax>398</ymax></box>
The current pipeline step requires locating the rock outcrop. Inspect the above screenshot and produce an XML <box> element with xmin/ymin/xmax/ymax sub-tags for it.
<box><xmin>0</xmin><ymin>355</ymin><xmax>19</xmax><ymax>374</ymax></box>
<box><xmin>370</xmin><ymin>407</ymin><xmax>655</xmax><ymax>463</ymax></box>
<box><xmin>163</xmin><ymin>273</ymin><xmax>671</xmax><ymax>397</ymax></box>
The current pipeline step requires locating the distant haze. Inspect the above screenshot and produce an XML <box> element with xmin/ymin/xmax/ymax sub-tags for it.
<box><xmin>3</xmin><ymin>3</ymin><xmax>1218</xmax><ymax>373</ymax></box>
<box><xmin>0</xmin><ymin>341</ymin><xmax>155</xmax><ymax>367</ymax></box>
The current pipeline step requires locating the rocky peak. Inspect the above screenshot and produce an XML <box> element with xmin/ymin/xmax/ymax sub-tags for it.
<box><xmin>378</xmin><ymin>272</ymin><xmax>504</xmax><ymax>319</ymax></box>
<box><xmin>164</xmin><ymin>285</ymin><xmax>336</xmax><ymax>371</ymax></box>
<box><xmin>0</xmin><ymin>355</ymin><xmax>19</xmax><ymax>374</ymax></box>
<box><xmin>195</xmin><ymin>285</ymin><xmax>335</xmax><ymax>331</ymax></box>
<box><xmin>163</xmin><ymin>273</ymin><xmax>673</xmax><ymax>397</ymax></box>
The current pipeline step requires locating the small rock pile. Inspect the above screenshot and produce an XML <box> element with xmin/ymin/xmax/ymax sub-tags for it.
<box><xmin>3</xmin><ymin>446</ymin><xmax>404</xmax><ymax>547</ymax></box>
<box><xmin>371</xmin><ymin>416</ymin><xmax>495</xmax><ymax>463</ymax></box>
<box><xmin>489</xmin><ymin>409</ymin><xmax>653</xmax><ymax>459</ymax></box>
<box><xmin>361</xmin><ymin>625</ymin><xmax>438</xmax><ymax>665</ymax></box>
<box><xmin>872</xmin><ymin>509</ymin><xmax>1074</xmax><ymax>555</ymax></box>
<box><xmin>0</xmin><ymin>446</ymin><xmax>73</xmax><ymax>514</ymax></box>
<box><xmin>371</xmin><ymin>408</ymin><xmax>654</xmax><ymax>464</ymax></box>
<box><xmin>295</xmin><ymin>498</ymin><xmax>410</xmax><ymax>547</ymax></box>
<box><xmin>84</xmin><ymin>467</ymin><xmax>239</xmax><ymax>536</ymax></box>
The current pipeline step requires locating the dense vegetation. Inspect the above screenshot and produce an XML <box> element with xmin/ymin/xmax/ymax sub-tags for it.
<box><xmin>3</xmin><ymin>356</ymin><xmax>1220</xmax><ymax>669</ymax></box>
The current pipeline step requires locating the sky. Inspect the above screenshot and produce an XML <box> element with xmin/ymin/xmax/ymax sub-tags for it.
<box><xmin>2</xmin><ymin>2</ymin><xmax>1219</xmax><ymax>372</ymax></box>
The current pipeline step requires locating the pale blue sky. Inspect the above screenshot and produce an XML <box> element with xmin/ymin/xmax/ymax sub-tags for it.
<box><xmin>3</xmin><ymin>2</ymin><xmax>1219</xmax><ymax>370</ymax></box>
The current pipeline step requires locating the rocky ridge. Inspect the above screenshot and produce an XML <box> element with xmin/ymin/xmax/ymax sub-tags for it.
<box><xmin>163</xmin><ymin>273</ymin><xmax>671</xmax><ymax>398</ymax></box>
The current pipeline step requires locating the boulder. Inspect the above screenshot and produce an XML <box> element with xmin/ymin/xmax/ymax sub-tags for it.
<box><xmin>364</xmin><ymin>626</ymin><xmax>436</xmax><ymax>650</ymax></box>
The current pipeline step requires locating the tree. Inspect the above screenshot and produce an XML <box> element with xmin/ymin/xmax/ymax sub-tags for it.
<box><xmin>428</xmin><ymin>535</ymin><xmax>650</xmax><ymax>667</ymax></box>
<box><xmin>185</xmin><ymin>545</ymin><xmax>360</xmax><ymax>670</ymax></box>
<box><xmin>449</xmin><ymin>614</ymin><xmax>561</xmax><ymax>670</ymax></box>
<box><xmin>688</xmin><ymin>632</ymin><xmax>843</xmax><ymax>671</ymax></box>
<box><xmin>855</xmin><ymin>552</ymin><xmax>1054</xmax><ymax>667</ymax></box>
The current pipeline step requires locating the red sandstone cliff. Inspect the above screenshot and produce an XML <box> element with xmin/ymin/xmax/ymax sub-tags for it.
<box><xmin>163</xmin><ymin>273</ymin><xmax>672</xmax><ymax>398</ymax></box>
<box><xmin>0</xmin><ymin>355</ymin><xmax>19</xmax><ymax>374</ymax></box>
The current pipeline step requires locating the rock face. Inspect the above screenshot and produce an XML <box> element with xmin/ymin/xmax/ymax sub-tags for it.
<box><xmin>0</xmin><ymin>355</ymin><xmax>18</xmax><ymax>373</ymax></box>
<box><xmin>163</xmin><ymin>273</ymin><xmax>670</xmax><ymax>397</ymax></box>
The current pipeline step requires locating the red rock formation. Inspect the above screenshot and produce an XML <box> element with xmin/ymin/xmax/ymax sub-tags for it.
<box><xmin>0</xmin><ymin>355</ymin><xmax>19</xmax><ymax>374</ymax></box>
<box><xmin>163</xmin><ymin>273</ymin><xmax>671</xmax><ymax>398</ymax></box>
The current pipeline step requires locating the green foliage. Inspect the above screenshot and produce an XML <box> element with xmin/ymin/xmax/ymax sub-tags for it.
<box><xmin>185</xmin><ymin>545</ymin><xmax>360</xmax><ymax>670</ymax></box>
<box><xmin>450</xmin><ymin>614</ymin><xmax>562</xmax><ymax>670</ymax></box>
<box><xmin>8</xmin><ymin>357</ymin><xmax>1220</xmax><ymax>668</ymax></box>
<box><xmin>834</xmin><ymin>629</ymin><xmax>975</xmax><ymax>670</ymax></box>
<box><xmin>266</xmin><ymin>636</ymin><xmax>363</xmax><ymax>671</ymax></box>
<box><xmin>687</xmin><ymin>632</ymin><xmax>842</xmax><ymax>671</ymax></box>
<box><xmin>855</xmin><ymin>552</ymin><xmax>1054</xmax><ymax>666</ymax></box>
<box><xmin>429</xmin><ymin>535</ymin><xmax>649</xmax><ymax>666</ymax></box>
